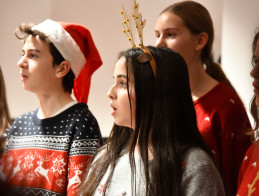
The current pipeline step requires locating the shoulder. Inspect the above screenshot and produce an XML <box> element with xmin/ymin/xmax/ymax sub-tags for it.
<box><xmin>240</xmin><ymin>143</ymin><xmax>259</xmax><ymax>168</ymax></box>
<box><xmin>245</xmin><ymin>142</ymin><xmax>258</xmax><ymax>155</ymax></box>
<box><xmin>182</xmin><ymin>147</ymin><xmax>215</xmax><ymax>173</ymax></box>
<box><xmin>68</xmin><ymin>103</ymin><xmax>101</xmax><ymax>139</ymax></box>
<box><xmin>213</xmin><ymin>82</ymin><xmax>245</xmax><ymax>107</ymax></box>
<box><xmin>10</xmin><ymin>109</ymin><xmax>38</xmax><ymax>129</ymax></box>
<box><xmin>58</xmin><ymin>103</ymin><xmax>99</xmax><ymax>127</ymax></box>
<box><xmin>195</xmin><ymin>82</ymin><xmax>246</xmax><ymax>112</ymax></box>
<box><xmin>181</xmin><ymin>147</ymin><xmax>225</xmax><ymax>195</ymax></box>
<box><xmin>66</xmin><ymin>103</ymin><xmax>98</xmax><ymax>123</ymax></box>
<box><xmin>13</xmin><ymin>110</ymin><xmax>37</xmax><ymax>122</ymax></box>
<box><xmin>206</xmin><ymin>82</ymin><xmax>249</xmax><ymax>121</ymax></box>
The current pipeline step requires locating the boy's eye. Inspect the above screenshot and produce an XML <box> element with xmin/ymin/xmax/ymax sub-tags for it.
<box><xmin>31</xmin><ymin>54</ymin><xmax>37</xmax><ymax>58</ymax></box>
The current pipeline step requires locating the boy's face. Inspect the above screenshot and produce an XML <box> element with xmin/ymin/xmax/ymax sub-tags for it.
<box><xmin>17</xmin><ymin>35</ymin><xmax>58</xmax><ymax>94</ymax></box>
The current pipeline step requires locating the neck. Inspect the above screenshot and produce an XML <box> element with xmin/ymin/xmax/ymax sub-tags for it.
<box><xmin>187</xmin><ymin>60</ymin><xmax>218</xmax><ymax>101</ymax></box>
<box><xmin>37</xmin><ymin>91</ymin><xmax>74</xmax><ymax>118</ymax></box>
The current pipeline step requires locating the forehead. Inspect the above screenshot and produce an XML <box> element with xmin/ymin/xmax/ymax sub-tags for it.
<box><xmin>114</xmin><ymin>57</ymin><xmax>127</xmax><ymax>76</ymax></box>
<box><xmin>23</xmin><ymin>35</ymin><xmax>49</xmax><ymax>50</ymax></box>
<box><xmin>156</xmin><ymin>12</ymin><xmax>185</xmax><ymax>29</ymax></box>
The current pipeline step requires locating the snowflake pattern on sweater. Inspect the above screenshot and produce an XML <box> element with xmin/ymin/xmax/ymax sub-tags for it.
<box><xmin>0</xmin><ymin>103</ymin><xmax>102</xmax><ymax>196</ymax></box>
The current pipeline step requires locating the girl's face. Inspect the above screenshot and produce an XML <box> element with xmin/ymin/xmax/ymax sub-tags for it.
<box><xmin>107</xmin><ymin>57</ymin><xmax>136</xmax><ymax>129</ymax></box>
<box><xmin>251</xmin><ymin>38</ymin><xmax>259</xmax><ymax>106</ymax></box>
<box><xmin>155</xmin><ymin>12</ymin><xmax>198</xmax><ymax>66</ymax></box>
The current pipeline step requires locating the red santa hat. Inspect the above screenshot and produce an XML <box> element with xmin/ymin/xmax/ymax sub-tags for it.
<box><xmin>31</xmin><ymin>19</ymin><xmax>102</xmax><ymax>103</ymax></box>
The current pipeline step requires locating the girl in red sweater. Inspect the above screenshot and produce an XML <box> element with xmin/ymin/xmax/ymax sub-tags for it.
<box><xmin>237</xmin><ymin>30</ymin><xmax>259</xmax><ymax>196</ymax></box>
<box><xmin>155</xmin><ymin>1</ymin><xmax>251</xmax><ymax>195</ymax></box>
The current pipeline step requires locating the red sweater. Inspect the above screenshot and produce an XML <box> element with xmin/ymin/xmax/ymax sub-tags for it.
<box><xmin>194</xmin><ymin>82</ymin><xmax>251</xmax><ymax>195</ymax></box>
<box><xmin>237</xmin><ymin>143</ymin><xmax>259</xmax><ymax>196</ymax></box>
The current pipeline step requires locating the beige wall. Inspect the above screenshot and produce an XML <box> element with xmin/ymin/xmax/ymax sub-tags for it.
<box><xmin>3</xmin><ymin>0</ymin><xmax>253</xmax><ymax>137</ymax></box>
<box><xmin>221</xmin><ymin>0</ymin><xmax>259</xmax><ymax>125</ymax></box>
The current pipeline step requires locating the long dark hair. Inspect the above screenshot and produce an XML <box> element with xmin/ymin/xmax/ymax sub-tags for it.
<box><xmin>250</xmin><ymin>31</ymin><xmax>259</xmax><ymax>138</ymax></box>
<box><xmin>15</xmin><ymin>23</ymin><xmax>75</xmax><ymax>93</ymax></box>
<box><xmin>79</xmin><ymin>46</ymin><xmax>210</xmax><ymax>195</ymax></box>
<box><xmin>161</xmin><ymin>1</ymin><xmax>236</xmax><ymax>91</ymax></box>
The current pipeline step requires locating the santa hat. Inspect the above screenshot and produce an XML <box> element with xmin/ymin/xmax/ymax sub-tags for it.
<box><xmin>31</xmin><ymin>19</ymin><xmax>102</xmax><ymax>103</ymax></box>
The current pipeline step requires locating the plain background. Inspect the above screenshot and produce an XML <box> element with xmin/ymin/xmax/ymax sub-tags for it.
<box><xmin>0</xmin><ymin>0</ymin><xmax>259</xmax><ymax>137</ymax></box>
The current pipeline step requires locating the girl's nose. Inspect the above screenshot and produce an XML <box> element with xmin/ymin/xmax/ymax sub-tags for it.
<box><xmin>107</xmin><ymin>85</ymin><xmax>116</xmax><ymax>100</ymax></box>
<box><xmin>155</xmin><ymin>35</ymin><xmax>166</xmax><ymax>47</ymax></box>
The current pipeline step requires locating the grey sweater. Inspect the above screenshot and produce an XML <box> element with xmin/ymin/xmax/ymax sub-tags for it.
<box><xmin>90</xmin><ymin>147</ymin><xmax>225</xmax><ymax>196</ymax></box>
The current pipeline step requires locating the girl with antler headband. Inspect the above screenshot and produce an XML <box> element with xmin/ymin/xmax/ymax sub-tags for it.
<box><xmin>79</xmin><ymin>1</ymin><xmax>225</xmax><ymax>195</ymax></box>
<box><xmin>79</xmin><ymin>45</ymin><xmax>225</xmax><ymax>195</ymax></box>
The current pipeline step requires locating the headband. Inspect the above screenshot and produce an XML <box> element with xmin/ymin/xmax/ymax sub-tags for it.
<box><xmin>120</xmin><ymin>0</ymin><xmax>157</xmax><ymax>77</ymax></box>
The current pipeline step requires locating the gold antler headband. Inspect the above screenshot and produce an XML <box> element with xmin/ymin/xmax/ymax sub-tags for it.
<box><xmin>120</xmin><ymin>0</ymin><xmax>156</xmax><ymax>76</ymax></box>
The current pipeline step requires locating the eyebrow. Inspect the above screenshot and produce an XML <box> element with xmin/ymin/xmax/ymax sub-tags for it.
<box><xmin>22</xmin><ymin>49</ymin><xmax>41</xmax><ymax>53</ymax></box>
<box><xmin>155</xmin><ymin>27</ymin><xmax>178</xmax><ymax>32</ymax></box>
<box><xmin>113</xmin><ymin>74</ymin><xmax>127</xmax><ymax>79</ymax></box>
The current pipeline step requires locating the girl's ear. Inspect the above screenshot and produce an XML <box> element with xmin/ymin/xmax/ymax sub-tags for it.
<box><xmin>195</xmin><ymin>32</ymin><xmax>208</xmax><ymax>51</ymax></box>
<box><xmin>56</xmin><ymin>60</ymin><xmax>71</xmax><ymax>78</ymax></box>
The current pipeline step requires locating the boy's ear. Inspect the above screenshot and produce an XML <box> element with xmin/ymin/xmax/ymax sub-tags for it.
<box><xmin>56</xmin><ymin>61</ymin><xmax>71</xmax><ymax>78</ymax></box>
<box><xmin>195</xmin><ymin>32</ymin><xmax>208</xmax><ymax>51</ymax></box>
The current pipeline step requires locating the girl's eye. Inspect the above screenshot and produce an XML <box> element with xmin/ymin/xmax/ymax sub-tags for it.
<box><xmin>120</xmin><ymin>82</ymin><xmax>127</xmax><ymax>88</ymax></box>
<box><xmin>168</xmin><ymin>33</ymin><xmax>176</xmax><ymax>37</ymax></box>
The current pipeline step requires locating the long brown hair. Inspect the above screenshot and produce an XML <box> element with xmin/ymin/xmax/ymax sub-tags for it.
<box><xmin>0</xmin><ymin>66</ymin><xmax>12</xmax><ymax>134</ymax></box>
<box><xmin>161</xmin><ymin>1</ymin><xmax>236</xmax><ymax>91</ymax></box>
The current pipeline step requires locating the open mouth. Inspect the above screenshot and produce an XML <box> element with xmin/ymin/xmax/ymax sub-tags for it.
<box><xmin>110</xmin><ymin>104</ymin><xmax>117</xmax><ymax>116</ymax></box>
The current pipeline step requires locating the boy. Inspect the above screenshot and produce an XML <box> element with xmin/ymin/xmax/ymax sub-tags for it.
<box><xmin>0</xmin><ymin>19</ymin><xmax>103</xmax><ymax>196</ymax></box>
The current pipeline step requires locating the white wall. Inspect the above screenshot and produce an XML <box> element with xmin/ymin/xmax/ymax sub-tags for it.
<box><xmin>1</xmin><ymin>0</ymin><xmax>223</xmax><ymax>137</ymax></box>
<box><xmin>0</xmin><ymin>0</ymin><xmax>52</xmax><ymax>125</ymax></box>
<box><xmin>221</xmin><ymin>0</ymin><xmax>259</xmax><ymax>126</ymax></box>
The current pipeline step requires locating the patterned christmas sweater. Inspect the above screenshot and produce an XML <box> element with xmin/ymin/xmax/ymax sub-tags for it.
<box><xmin>237</xmin><ymin>143</ymin><xmax>259</xmax><ymax>196</ymax></box>
<box><xmin>194</xmin><ymin>82</ymin><xmax>251</xmax><ymax>195</ymax></box>
<box><xmin>0</xmin><ymin>103</ymin><xmax>102</xmax><ymax>196</ymax></box>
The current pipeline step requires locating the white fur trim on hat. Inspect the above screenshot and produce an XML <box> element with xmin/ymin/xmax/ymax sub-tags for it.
<box><xmin>31</xmin><ymin>19</ymin><xmax>86</xmax><ymax>77</ymax></box>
